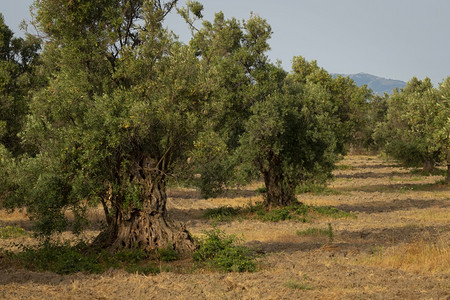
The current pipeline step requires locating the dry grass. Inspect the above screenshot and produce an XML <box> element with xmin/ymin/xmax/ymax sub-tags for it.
<box><xmin>1</xmin><ymin>154</ymin><xmax>449</xmax><ymax>299</ymax></box>
<box><xmin>402</xmin><ymin>207</ymin><xmax>450</xmax><ymax>225</ymax></box>
<box><xmin>357</xmin><ymin>238</ymin><xmax>450</xmax><ymax>274</ymax></box>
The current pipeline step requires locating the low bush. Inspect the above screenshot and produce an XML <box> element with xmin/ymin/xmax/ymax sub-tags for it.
<box><xmin>193</xmin><ymin>227</ymin><xmax>256</xmax><ymax>272</ymax></box>
<box><xmin>4</xmin><ymin>241</ymin><xmax>180</xmax><ymax>275</ymax></box>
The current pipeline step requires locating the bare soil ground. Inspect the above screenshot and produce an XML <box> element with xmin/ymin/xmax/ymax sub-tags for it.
<box><xmin>0</xmin><ymin>155</ymin><xmax>449</xmax><ymax>299</ymax></box>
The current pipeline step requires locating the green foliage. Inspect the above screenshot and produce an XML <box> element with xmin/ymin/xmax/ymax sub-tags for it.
<box><xmin>374</xmin><ymin>77</ymin><xmax>449</xmax><ymax>172</ymax></box>
<box><xmin>114</xmin><ymin>248</ymin><xmax>148</xmax><ymax>264</ymax></box>
<box><xmin>255</xmin><ymin>186</ymin><xmax>267</xmax><ymax>195</ymax></box>
<box><xmin>239</xmin><ymin>77</ymin><xmax>341</xmax><ymax>206</ymax></box>
<box><xmin>189</xmin><ymin>130</ymin><xmax>234</xmax><ymax>198</ymax></box>
<box><xmin>4</xmin><ymin>241</ymin><xmax>180</xmax><ymax>275</ymax></box>
<box><xmin>0</xmin><ymin>225</ymin><xmax>27</xmax><ymax>239</ymax></box>
<box><xmin>312</xmin><ymin>206</ymin><xmax>356</xmax><ymax>219</ymax></box>
<box><xmin>193</xmin><ymin>228</ymin><xmax>256</xmax><ymax>272</ymax></box>
<box><xmin>256</xmin><ymin>206</ymin><xmax>297</xmax><ymax>222</ymax></box>
<box><xmin>157</xmin><ymin>245</ymin><xmax>180</xmax><ymax>262</ymax></box>
<box><xmin>8</xmin><ymin>242</ymin><xmax>104</xmax><ymax>274</ymax></box>
<box><xmin>295</xmin><ymin>182</ymin><xmax>341</xmax><ymax>195</ymax></box>
<box><xmin>0</xmin><ymin>13</ymin><xmax>40</xmax><ymax>156</ymax></box>
<box><xmin>4</xmin><ymin>0</ymin><xmax>208</xmax><ymax>241</ymax></box>
<box><xmin>186</xmin><ymin>11</ymin><xmax>278</xmax><ymax>197</ymax></box>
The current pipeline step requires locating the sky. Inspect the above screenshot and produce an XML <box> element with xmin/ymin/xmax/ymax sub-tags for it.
<box><xmin>2</xmin><ymin>0</ymin><xmax>449</xmax><ymax>85</ymax></box>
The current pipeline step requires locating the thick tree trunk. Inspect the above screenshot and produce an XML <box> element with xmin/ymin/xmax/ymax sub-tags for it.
<box><xmin>93</xmin><ymin>158</ymin><xmax>196</xmax><ymax>255</ymax></box>
<box><xmin>261</xmin><ymin>154</ymin><xmax>296</xmax><ymax>208</ymax></box>
<box><xmin>447</xmin><ymin>162</ymin><xmax>450</xmax><ymax>184</ymax></box>
<box><xmin>423</xmin><ymin>159</ymin><xmax>435</xmax><ymax>173</ymax></box>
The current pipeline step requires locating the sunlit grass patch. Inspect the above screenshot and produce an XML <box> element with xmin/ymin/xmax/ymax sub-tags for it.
<box><xmin>402</xmin><ymin>207</ymin><xmax>450</xmax><ymax>224</ymax></box>
<box><xmin>284</xmin><ymin>277</ymin><xmax>313</xmax><ymax>290</ymax></box>
<box><xmin>0</xmin><ymin>225</ymin><xmax>28</xmax><ymax>239</ymax></box>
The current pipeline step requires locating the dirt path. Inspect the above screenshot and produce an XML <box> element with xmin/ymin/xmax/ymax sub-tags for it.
<box><xmin>1</xmin><ymin>155</ymin><xmax>449</xmax><ymax>299</ymax></box>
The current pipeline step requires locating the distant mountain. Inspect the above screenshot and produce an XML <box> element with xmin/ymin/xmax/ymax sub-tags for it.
<box><xmin>332</xmin><ymin>72</ymin><xmax>406</xmax><ymax>95</ymax></box>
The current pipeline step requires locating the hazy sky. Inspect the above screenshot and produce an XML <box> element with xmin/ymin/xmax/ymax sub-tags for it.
<box><xmin>2</xmin><ymin>0</ymin><xmax>449</xmax><ymax>84</ymax></box>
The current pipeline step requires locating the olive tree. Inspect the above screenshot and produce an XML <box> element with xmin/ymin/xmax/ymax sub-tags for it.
<box><xmin>239</xmin><ymin>78</ymin><xmax>339</xmax><ymax>207</ymax></box>
<box><xmin>3</xmin><ymin>0</ymin><xmax>205</xmax><ymax>253</ymax></box>
<box><xmin>374</xmin><ymin>77</ymin><xmax>441</xmax><ymax>171</ymax></box>
<box><xmin>435</xmin><ymin>77</ymin><xmax>450</xmax><ymax>182</ymax></box>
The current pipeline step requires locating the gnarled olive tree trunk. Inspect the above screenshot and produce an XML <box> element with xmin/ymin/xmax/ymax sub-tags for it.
<box><xmin>261</xmin><ymin>153</ymin><xmax>296</xmax><ymax>208</ymax></box>
<box><xmin>423</xmin><ymin>158</ymin><xmax>435</xmax><ymax>173</ymax></box>
<box><xmin>94</xmin><ymin>157</ymin><xmax>196</xmax><ymax>255</ymax></box>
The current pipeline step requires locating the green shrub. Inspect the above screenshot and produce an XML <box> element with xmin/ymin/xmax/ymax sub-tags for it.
<box><xmin>6</xmin><ymin>241</ymin><xmax>178</xmax><ymax>275</ymax></box>
<box><xmin>157</xmin><ymin>245</ymin><xmax>179</xmax><ymax>262</ymax></box>
<box><xmin>9</xmin><ymin>242</ymin><xmax>103</xmax><ymax>274</ymax></box>
<box><xmin>257</xmin><ymin>207</ymin><xmax>292</xmax><ymax>222</ymax></box>
<box><xmin>313</xmin><ymin>206</ymin><xmax>356</xmax><ymax>219</ymax></box>
<box><xmin>255</xmin><ymin>186</ymin><xmax>267</xmax><ymax>195</ymax></box>
<box><xmin>115</xmin><ymin>248</ymin><xmax>148</xmax><ymax>263</ymax></box>
<box><xmin>193</xmin><ymin>227</ymin><xmax>256</xmax><ymax>272</ymax></box>
<box><xmin>295</xmin><ymin>183</ymin><xmax>340</xmax><ymax>195</ymax></box>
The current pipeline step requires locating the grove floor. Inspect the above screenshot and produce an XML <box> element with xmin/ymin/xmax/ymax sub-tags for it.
<box><xmin>1</xmin><ymin>155</ymin><xmax>449</xmax><ymax>299</ymax></box>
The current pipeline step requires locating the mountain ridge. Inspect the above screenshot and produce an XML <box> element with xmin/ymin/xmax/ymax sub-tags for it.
<box><xmin>332</xmin><ymin>72</ymin><xmax>406</xmax><ymax>95</ymax></box>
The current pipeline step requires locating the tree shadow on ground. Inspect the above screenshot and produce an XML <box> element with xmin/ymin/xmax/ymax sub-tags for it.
<box><xmin>337</xmin><ymin>224</ymin><xmax>450</xmax><ymax>248</ymax></box>
<box><xmin>336</xmin><ymin>198</ymin><xmax>449</xmax><ymax>214</ymax></box>
<box><xmin>245</xmin><ymin>240</ymin><xmax>325</xmax><ymax>255</ymax></box>
<box><xmin>348</xmin><ymin>163</ymin><xmax>402</xmax><ymax>169</ymax></box>
<box><xmin>336</xmin><ymin>182</ymin><xmax>448</xmax><ymax>193</ymax></box>
<box><xmin>335</xmin><ymin>171</ymin><xmax>410</xmax><ymax>179</ymax></box>
<box><xmin>168</xmin><ymin>188</ymin><xmax>258</xmax><ymax>200</ymax></box>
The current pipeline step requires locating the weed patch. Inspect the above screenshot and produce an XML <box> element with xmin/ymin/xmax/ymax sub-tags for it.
<box><xmin>312</xmin><ymin>206</ymin><xmax>356</xmax><ymax>219</ymax></box>
<box><xmin>296</xmin><ymin>183</ymin><xmax>341</xmax><ymax>195</ymax></box>
<box><xmin>0</xmin><ymin>225</ymin><xmax>28</xmax><ymax>239</ymax></box>
<box><xmin>296</xmin><ymin>223</ymin><xmax>334</xmax><ymax>242</ymax></box>
<box><xmin>336</xmin><ymin>164</ymin><xmax>355</xmax><ymax>170</ymax></box>
<box><xmin>193</xmin><ymin>227</ymin><xmax>256</xmax><ymax>272</ymax></box>
<box><xmin>203</xmin><ymin>206</ymin><xmax>242</xmax><ymax>222</ymax></box>
<box><xmin>284</xmin><ymin>277</ymin><xmax>313</xmax><ymax>290</ymax></box>
<box><xmin>4</xmin><ymin>241</ymin><xmax>183</xmax><ymax>275</ymax></box>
